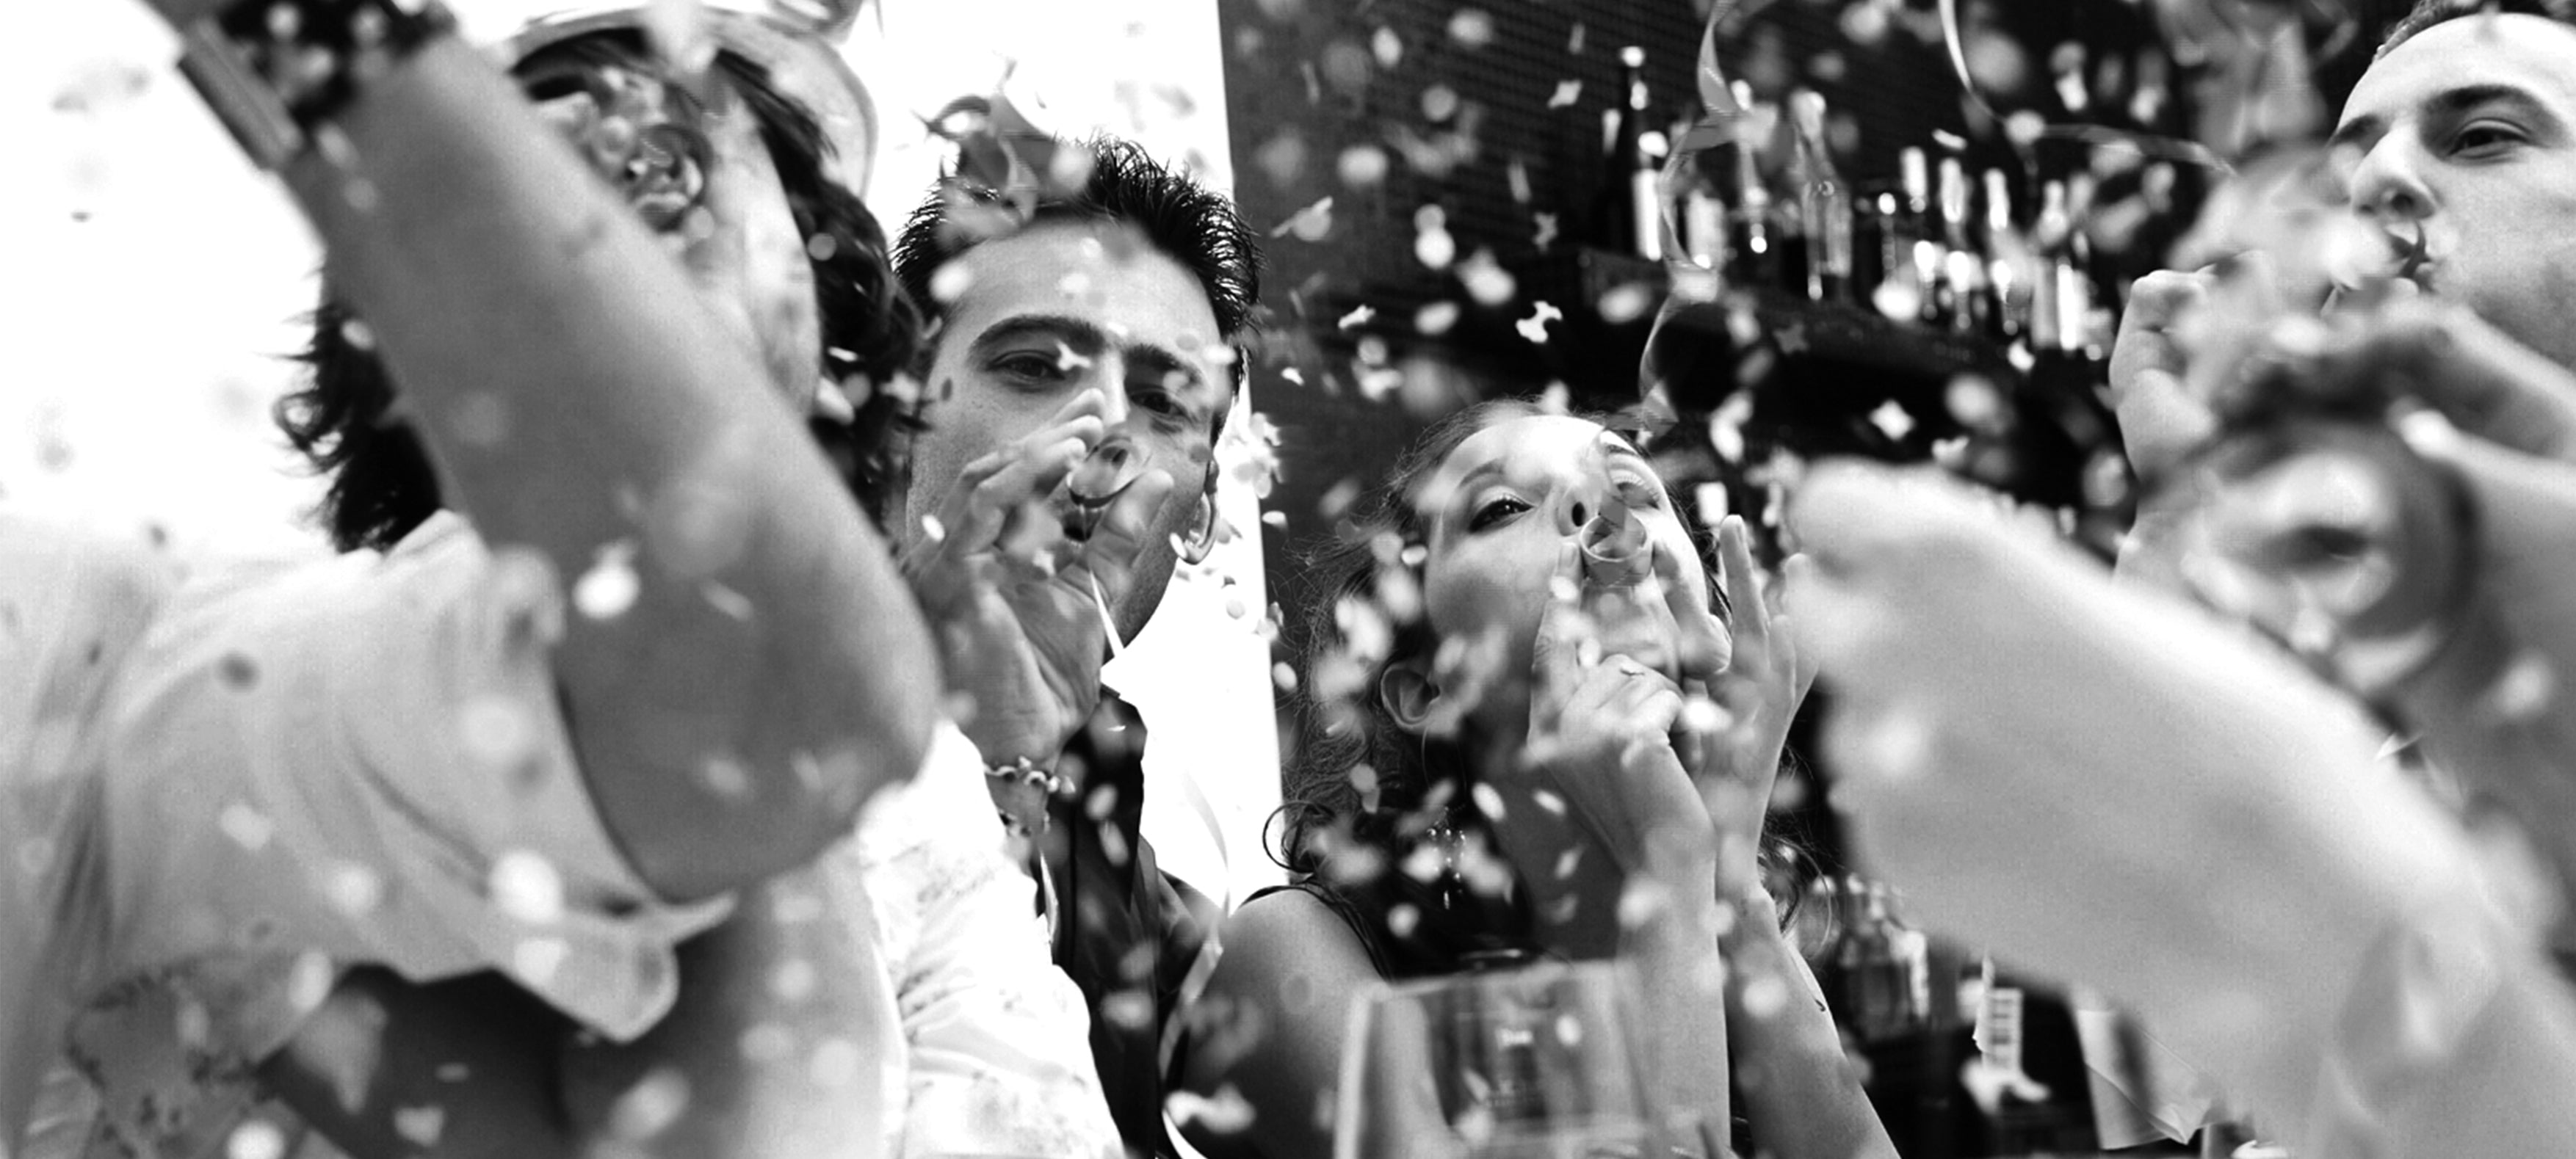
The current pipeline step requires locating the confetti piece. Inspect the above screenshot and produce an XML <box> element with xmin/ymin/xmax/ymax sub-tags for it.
<box><xmin>491</xmin><ymin>851</ymin><xmax>566</xmax><ymax>924</ymax></box>
<box><xmin>1168</xmin><ymin>1086</ymin><xmax>1259</xmax><ymax>1133</ymax></box>
<box><xmin>514</xmin><ymin>937</ymin><xmax>571</xmax><ymax>990</ymax></box>
<box><xmin>574</xmin><ymin>540</ymin><xmax>642</xmax><ymax>620</ymax></box>
<box><xmin>319</xmin><ymin>861</ymin><xmax>386</xmax><ymax>917</ymax></box>
<box><xmin>1337</xmin><ymin>305</ymin><xmax>1376</xmax><ymax>330</ymax></box>
<box><xmin>740</xmin><ymin>1022</ymin><xmax>795</xmax><ymax>1061</ymax></box>
<box><xmin>1421</xmin><ymin>84</ymin><xmax>1461</xmax><ymax>123</ymax></box>
<box><xmin>393</xmin><ymin>1106</ymin><xmax>446</xmax><ymax>1148</ymax></box>
<box><xmin>1273</xmin><ymin>196</ymin><xmax>1335</xmax><ymax>241</ymax></box>
<box><xmin>220</xmin><ymin>804</ymin><xmax>275</xmax><ymax>852</ymax></box>
<box><xmin>2481</xmin><ymin>652</ymin><xmax>2558</xmax><ymax>724</ymax></box>
<box><xmin>1516</xmin><ymin>301</ymin><xmax>1563</xmax><ymax>344</ymax></box>
<box><xmin>1337</xmin><ymin>145</ymin><xmax>1389</xmax><ymax>187</ymax></box>
<box><xmin>1868</xmin><ymin>399</ymin><xmax>1916</xmax><ymax>442</ymax></box>
<box><xmin>228</xmin><ymin>1122</ymin><xmax>289</xmax><ymax>1159</ymax></box>
<box><xmin>1448</xmin><ymin>9</ymin><xmax>1495</xmax><ymax>47</ymax></box>
<box><xmin>458</xmin><ymin>695</ymin><xmax>538</xmax><ymax>770</ymax></box>
<box><xmin>1371</xmin><ymin>25</ymin><xmax>1403</xmax><ymax>69</ymax></box>
<box><xmin>1597</xmin><ymin>282</ymin><xmax>1656</xmax><ymax>324</ymax></box>
<box><xmin>1458</xmin><ymin>249</ymin><xmax>1517</xmax><ymax>306</ymax></box>
<box><xmin>701</xmin><ymin>753</ymin><xmax>753</xmax><ymax>797</ymax></box>
<box><xmin>608</xmin><ymin>1069</ymin><xmax>692</xmax><ymax>1141</ymax></box>
<box><xmin>929</xmin><ymin>261</ymin><xmax>974</xmax><ymax>304</ymax></box>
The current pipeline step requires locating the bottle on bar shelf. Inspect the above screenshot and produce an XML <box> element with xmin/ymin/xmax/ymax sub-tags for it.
<box><xmin>1832</xmin><ymin>877</ymin><xmax>1929</xmax><ymax>1043</ymax></box>
<box><xmin>1788</xmin><ymin>89</ymin><xmax>1853</xmax><ymax>303</ymax></box>
<box><xmin>2030</xmin><ymin>178</ymin><xmax>2093</xmax><ymax>355</ymax></box>
<box><xmin>1897</xmin><ymin>147</ymin><xmax>1943</xmax><ymax>327</ymax></box>
<box><xmin>1593</xmin><ymin>45</ymin><xmax>1664</xmax><ymax>261</ymax></box>
<box><xmin>1851</xmin><ymin>189</ymin><xmax>1889</xmax><ymax>306</ymax></box>
<box><xmin>1672</xmin><ymin>106</ymin><xmax>1728</xmax><ymax>272</ymax></box>
<box><xmin>1982</xmin><ymin>167</ymin><xmax>2034</xmax><ymax>344</ymax></box>
<box><xmin>1761</xmin><ymin>99</ymin><xmax>1810</xmax><ymax>299</ymax></box>
<box><xmin>1936</xmin><ymin>156</ymin><xmax>1990</xmax><ymax>337</ymax></box>
<box><xmin>1726</xmin><ymin>80</ymin><xmax>1782</xmax><ymax>294</ymax></box>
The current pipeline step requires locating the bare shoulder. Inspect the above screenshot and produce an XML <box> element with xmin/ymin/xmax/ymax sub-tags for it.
<box><xmin>1180</xmin><ymin>889</ymin><xmax>1384</xmax><ymax>1159</ymax></box>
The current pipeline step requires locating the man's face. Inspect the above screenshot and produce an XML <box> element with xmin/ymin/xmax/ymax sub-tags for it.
<box><xmin>902</xmin><ymin>221</ymin><xmax>1229</xmax><ymax>639</ymax></box>
<box><xmin>2334</xmin><ymin>13</ymin><xmax>2576</xmax><ymax>367</ymax></box>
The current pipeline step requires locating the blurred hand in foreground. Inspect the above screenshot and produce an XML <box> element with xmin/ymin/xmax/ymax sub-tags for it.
<box><xmin>1781</xmin><ymin>462</ymin><xmax>2481</xmax><ymax>1116</ymax></box>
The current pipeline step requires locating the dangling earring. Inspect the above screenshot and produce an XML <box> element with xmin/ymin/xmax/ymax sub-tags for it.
<box><xmin>1179</xmin><ymin>459</ymin><xmax>1223</xmax><ymax>564</ymax></box>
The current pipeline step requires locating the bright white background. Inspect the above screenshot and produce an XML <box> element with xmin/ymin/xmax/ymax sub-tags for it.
<box><xmin>4</xmin><ymin>0</ymin><xmax>1281</xmax><ymax>907</ymax></box>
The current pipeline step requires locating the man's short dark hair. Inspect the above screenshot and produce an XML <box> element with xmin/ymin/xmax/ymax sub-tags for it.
<box><xmin>889</xmin><ymin>135</ymin><xmax>1262</xmax><ymax>470</ymax></box>
<box><xmin>2380</xmin><ymin>0</ymin><xmax>2576</xmax><ymax>57</ymax></box>
<box><xmin>891</xmin><ymin>135</ymin><xmax>1262</xmax><ymax>356</ymax></box>
<box><xmin>276</xmin><ymin>32</ymin><xmax>923</xmax><ymax>552</ymax></box>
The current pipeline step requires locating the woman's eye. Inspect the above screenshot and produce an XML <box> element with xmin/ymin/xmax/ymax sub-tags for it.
<box><xmin>1469</xmin><ymin>495</ymin><xmax>1529</xmax><ymax>531</ymax></box>
<box><xmin>2452</xmin><ymin>123</ymin><xmax>2523</xmax><ymax>157</ymax></box>
<box><xmin>1612</xmin><ymin>477</ymin><xmax>1663</xmax><ymax>508</ymax></box>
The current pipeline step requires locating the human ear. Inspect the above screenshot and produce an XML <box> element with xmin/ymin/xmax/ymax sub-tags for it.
<box><xmin>1378</xmin><ymin>658</ymin><xmax>1441</xmax><ymax>734</ymax></box>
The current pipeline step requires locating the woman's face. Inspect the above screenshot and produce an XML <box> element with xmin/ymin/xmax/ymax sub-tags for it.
<box><xmin>1409</xmin><ymin>414</ymin><xmax>1720</xmax><ymax>733</ymax></box>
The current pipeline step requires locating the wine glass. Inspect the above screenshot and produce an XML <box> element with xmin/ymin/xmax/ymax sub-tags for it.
<box><xmin>1333</xmin><ymin>960</ymin><xmax>1687</xmax><ymax>1159</ymax></box>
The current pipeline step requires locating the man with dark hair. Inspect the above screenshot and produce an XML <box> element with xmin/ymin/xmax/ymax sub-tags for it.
<box><xmin>886</xmin><ymin>134</ymin><xmax>1263</xmax><ymax>1157</ymax></box>
<box><xmin>2077</xmin><ymin>3</ymin><xmax>2576</xmax><ymax>1149</ymax></box>
<box><xmin>2376</xmin><ymin>0</ymin><xmax>2576</xmax><ymax>57</ymax></box>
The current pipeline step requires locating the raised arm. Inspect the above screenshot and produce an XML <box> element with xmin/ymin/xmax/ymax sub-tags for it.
<box><xmin>154</xmin><ymin>0</ymin><xmax>934</xmax><ymax>900</ymax></box>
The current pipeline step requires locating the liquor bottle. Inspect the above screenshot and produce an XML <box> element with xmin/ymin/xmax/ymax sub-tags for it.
<box><xmin>1674</xmin><ymin>110</ymin><xmax>1729</xmax><ymax>271</ymax></box>
<box><xmin>1936</xmin><ymin>157</ymin><xmax>1989</xmax><ymax>337</ymax></box>
<box><xmin>1850</xmin><ymin>189</ymin><xmax>1888</xmax><ymax>308</ymax></box>
<box><xmin>1834</xmin><ymin>879</ymin><xmax>1925</xmax><ymax>1042</ymax></box>
<box><xmin>1982</xmin><ymin>168</ymin><xmax>2034</xmax><ymax>343</ymax></box>
<box><xmin>1896</xmin><ymin>148</ymin><xmax>1942</xmax><ymax>327</ymax></box>
<box><xmin>1788</xmin><ymin>90</ymin><xmax>1853</xmax><ymax>303</ymax></box>
<box><xmin>1977</xmin><ymin>959</ymin><xmax>2105</xmax><ymax>1155</ymax></box>
<box><xmin>2031</xmin><ymin>178</ymin><xmax>2091</xmax><ymax>355</ymax></box>
<box><xmin>1726</xmin><ymin>81</ymin><xmax>1782</xmax><ymax>292</ymax></box>
<box><xmin>1593</xmin><ymin>46</ymin><xmax>1663</xmax><ymax>261</ymax></box>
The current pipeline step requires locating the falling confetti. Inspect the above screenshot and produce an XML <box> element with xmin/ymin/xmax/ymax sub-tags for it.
<box><xmin>574</xmin><ymin>539</ymin><xmax>643</xmax><ymax>620</ymax></box>
<box><xmin>491</xmin><ymin>850</ymin><xmax>567</xmax><ymax>925</ymax></box>
<box><xmin>1515</xmin><ymin>301</ymin><xmax>1563</xmax><ymax>344</ymax></box>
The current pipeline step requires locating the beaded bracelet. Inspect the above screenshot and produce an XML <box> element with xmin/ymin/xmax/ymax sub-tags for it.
<box><xmin>986</xmin><ymin>757</ymin><xmax>1067</xmax><ymax>841</ymax></box>
<box><xmin>985</xmin><ymin>755</ymin><xmax>1069</xmax><ymax>796</ymax></box>
<box><xmin>177</xmin><ymin>0</ymin><xmax>457</xmax><ymax>170</ymax></box>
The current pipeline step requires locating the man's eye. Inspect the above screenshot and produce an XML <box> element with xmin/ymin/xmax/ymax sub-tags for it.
<box><xmin>1469</xmin><ymin>496</ymin><xmax>1530</xmax><ymax>531</ymax></box>
<box><xmin>992</xmin><ymin>352</ymin><xmax>1068</xmax><ymax>381</ymax></box>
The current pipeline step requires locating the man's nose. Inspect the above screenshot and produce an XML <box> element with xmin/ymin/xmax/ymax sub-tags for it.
<box><xmin>2346</xmin><ymin>134</ymin><xmax>2436</xmax><ymax>230</ymax></box>
<box><xmin>1077</xmin><ymin>353</ymin><xmax>1135</xmax><ymax>428</ymax></box>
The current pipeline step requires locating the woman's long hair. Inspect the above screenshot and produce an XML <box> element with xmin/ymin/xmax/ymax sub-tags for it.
<box><xmin>275</xmin><ymin>32</ymin><xmax>925</xmax><ymax>551</ymax></box>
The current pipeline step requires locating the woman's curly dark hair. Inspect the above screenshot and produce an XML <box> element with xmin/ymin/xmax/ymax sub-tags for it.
<box><xmin>277</xmin><ymin>32</ymin><xmax>924</xmax><ymax>551</ymax></box>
